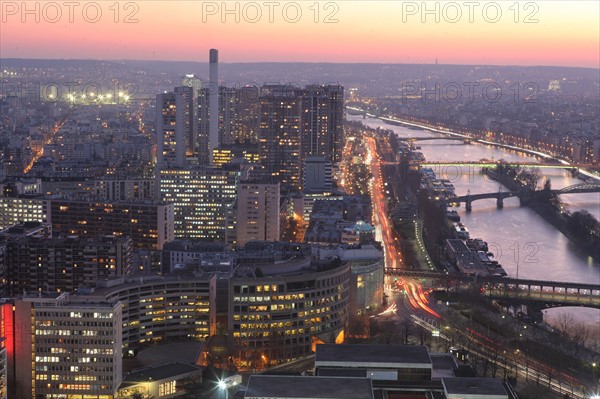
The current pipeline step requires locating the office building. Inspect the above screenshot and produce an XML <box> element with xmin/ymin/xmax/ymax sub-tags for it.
<box><xmin>179</xmin><ymin>75</ymin><xmax>203</xmax><ymax>159</ymax></box>
<box><xmin>235</xmin><ymin>181</ymin><xmax>280</xmax><ymax>247</ymax></box>
<box><xmin>9</xmin><ymin>293</ymin><xmax>122</xmax><ymax>399</ymax></box>
<box><xmin>159</xmin><ymin>165</ymin><xmax>240</xmax><ymax>240</ymax></box>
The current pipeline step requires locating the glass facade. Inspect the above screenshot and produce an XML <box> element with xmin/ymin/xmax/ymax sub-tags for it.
<box><xmin>350</xmin><ymin>259</ymin><xmax>384</xmax><ymax>315</ymax></box>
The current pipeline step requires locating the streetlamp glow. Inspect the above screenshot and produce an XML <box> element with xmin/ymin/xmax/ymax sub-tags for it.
<box><xmin>217</xmin><ymin>380</ymin><xmax>229</xmax><ymax>399</ymax></box>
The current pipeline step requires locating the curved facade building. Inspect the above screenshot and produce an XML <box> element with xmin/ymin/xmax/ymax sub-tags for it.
<box><xmin>83</xmin><ymin>275</ymin><xmax>216</xmax><ymax>351</ymax></box>
<box><xmin>228</xmin><ymin>257</ymin><xmax>350</xmax><ymax>369</ymax></box>
<box><xmin>314</xmin><ymin>243</ymin><xmax>385</xmax><ymax>315</ymax></box>
<box><xmin>349</xmin><ymin>258</ymin><xmax>384</xmax><ymax>315</ymax></box>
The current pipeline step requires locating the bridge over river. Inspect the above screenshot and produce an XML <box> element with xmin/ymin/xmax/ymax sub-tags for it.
<box><xmin>385</xmin><ymin>268</ymin><xmax>600</xmax><ymax>309</ymax></box>
<box><xmin>446</xmin><ymin>182</ymin><xmax>600</xmax><ymax>211</ymax></box>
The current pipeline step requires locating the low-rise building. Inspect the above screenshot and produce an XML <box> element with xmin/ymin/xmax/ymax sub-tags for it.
<box><xmin>442</xmin><ymin>377</ymin><xmax>509</xmax><ymax>399</ymax></box>
<box><xmin>117</xmin><ymin>362</ymin><xmax>203</xmax><ymax>399</ymax></box>
<box><xmin>315</xmin><ymin>344</ymin><xmax>433</xmax><ymax>382</ymax></box>
<box><xmin>244</xmin><ymin>375</ymin><xmax>374</xmax><ymax>399</ymax></box>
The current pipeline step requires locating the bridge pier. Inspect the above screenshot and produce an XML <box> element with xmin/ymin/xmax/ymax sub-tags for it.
<box><xmin>526</xmin><ymin>304</ymin><xmax>545</xmax><ymax>322</ymax></box>
<box><xmin>496</xmin><ymin>197</ymin><xmax>504</xmax><ymax>209</ymax></box>
<box><xmin>465</xmin><ymin>198</ymin><xmax>472</xmax><ymax>212</ymax></box>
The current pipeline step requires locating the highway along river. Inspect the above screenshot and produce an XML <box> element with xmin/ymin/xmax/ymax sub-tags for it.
<box><xmin>348</xmin><ymin>114</ymin><xmax>600</xmax><ymax>347</ymax></box>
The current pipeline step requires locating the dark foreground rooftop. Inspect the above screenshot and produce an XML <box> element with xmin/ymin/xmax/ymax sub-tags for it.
<box><xmin>245</xmin><ymin>375</ymin><xmax>374</xmax><ymax>399</ymax></box>
<box><xmin>315</xmin><ymin>344</ymin><xmax>431</xmax><ymax>366</ymax></box>
<box><xmin>442</xmin><ymin>377</ymin><xmax>508</xmax><ymax>397</ymax></box>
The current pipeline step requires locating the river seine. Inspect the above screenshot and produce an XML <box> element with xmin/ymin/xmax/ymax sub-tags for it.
<box><xmin>349</xmin><ymin>114</ymin><xmax>600</xmax><ymax>346</ymax></box>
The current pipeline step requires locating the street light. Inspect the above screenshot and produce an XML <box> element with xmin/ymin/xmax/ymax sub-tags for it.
<box><xmin>218</xmin><ymin>380</ymin><xmax>229</xmax><ymax>399</ymax></box>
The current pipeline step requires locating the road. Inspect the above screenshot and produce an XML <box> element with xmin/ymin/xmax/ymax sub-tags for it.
<box><xmin>365</xmin><ymin>134</ymin><xmax>441</xmax><ymax>320</ymax></box>
<box><xmin>24</xmin><ymin>116</ymin><xmax>68</xmax><ymax>174</ymax></box>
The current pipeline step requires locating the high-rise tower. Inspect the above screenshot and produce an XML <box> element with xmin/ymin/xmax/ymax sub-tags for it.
<box><xmin>156</xmin><ymin>92</ymin><xmax>185</xmax><ymax>167</ymax></box>
<box><xmin>209</xmin><ymin>49</ymin><xmax>219</xmax><ymax>163</ymax></box>
<box><xmin>258</xmin><ymin>85</ymin><xmax>302</xmax><ymax>191</ymax></box>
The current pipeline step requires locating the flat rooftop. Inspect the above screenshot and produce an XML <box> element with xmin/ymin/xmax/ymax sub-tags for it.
<box><xmin>315</xmin><ymin>344</ymin><xmax>431</xmax><ymax>367</ymax></box>
<box><xmin>245</xmin><ymin>376</ymin><xmax>373</xmax><ymax>399</ymax></box>
<box><xmin>442</xmin><ymin>377</ymin><xmax>508</xmax><ymax>397</ymax></box>
<box><xmin>123</xmin><ymin>362</ymin><xmax>201</xmax><ymax>382</ymax></box>
<box><xmin>430</xmin><ymin>354</ymin><xmax>457</xmax><ymax>380</ymax></box>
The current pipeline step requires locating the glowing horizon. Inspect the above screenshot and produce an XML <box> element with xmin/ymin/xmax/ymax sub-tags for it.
<box><xmin>0</xmin><ymin>1</ymin><xmax>598</xmax><ymax>68</ymax></box>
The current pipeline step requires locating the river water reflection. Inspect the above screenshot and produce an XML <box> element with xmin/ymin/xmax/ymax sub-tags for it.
<box><xmin>349</xmin><ymin>114</ymin><xmax>600</xmax><ymax>344</ymax></box>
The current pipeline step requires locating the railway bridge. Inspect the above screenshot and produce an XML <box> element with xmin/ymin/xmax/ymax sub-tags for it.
<box><xmin>385</xmin><ymin>268</ymin><xmax>600</xmax><ymax>309</ymax></box>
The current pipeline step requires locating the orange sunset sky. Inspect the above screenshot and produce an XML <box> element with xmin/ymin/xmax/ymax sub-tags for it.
<box><xmin>1</xmin><ymin>0</ymin><xmax>598</xmax><ymax>67</ymax></box>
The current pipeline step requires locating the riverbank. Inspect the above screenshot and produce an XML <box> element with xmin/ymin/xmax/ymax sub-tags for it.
<box><xmin>348</xmin><ymin>107</ymin><xmax>600</xmax><ymax>181</ymax></box>
<box><xmin>486</xmin><ymin>169</ymin><xmax>600</xmax><ymax>261</ymax></box>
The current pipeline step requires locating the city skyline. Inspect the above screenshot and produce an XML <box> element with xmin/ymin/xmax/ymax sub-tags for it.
<box><xmin>0</xmin><ymin>1</ymin><xmax>598</xmax><ymax>68</ymax></box>
<box><xmin>1</xmin><ymin>2</ymin><xmax>599</xmax><ymax>398</ymax></box>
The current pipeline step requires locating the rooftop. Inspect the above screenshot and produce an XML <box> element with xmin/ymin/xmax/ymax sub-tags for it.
<box><xmin>245</xmin><ymin>375</ymin><xmax>374</xmax><ymax>399</ymax></box>
<box><xmin>123</xmin><ymin>362</ymin><xmax>202</xmax><ymax>383</ymax></box>
<box><xmin>315</xmin><ymin>344</ymin><xmax>431</xmax><ymax>366</ymax></box>
<box><xmin>442</xmin><ymin>377</ymin><xmax>508</xmax><ymax>397</ymax></box>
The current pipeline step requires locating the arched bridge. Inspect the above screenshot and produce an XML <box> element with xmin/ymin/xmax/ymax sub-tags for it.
<box><xmin>557</xmin><ymin>182</ymin><xmax>600</xmax><ymax>194</ymax></box>
<box><xmin>450</xmin><ymin>183</ymin><xmax>600</xmax><ymax>211</ymax></box>
<box><xmin>453</xmin><ymin>190</ymin><xmax>519</xmax><ymax>211</ymax></box>
<box><xmin>385</xmin><ymin>268</ymin><xmax>600</xmax><ymax>309</ymax></box>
